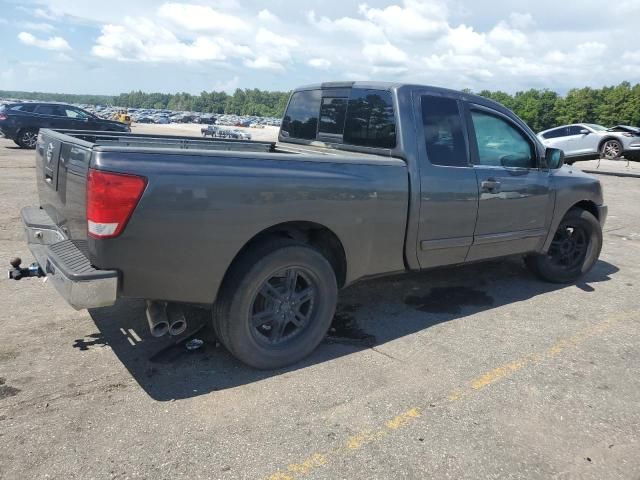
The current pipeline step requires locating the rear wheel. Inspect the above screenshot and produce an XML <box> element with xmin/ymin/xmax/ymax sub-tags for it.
<box><xmin>16</xmin><ymin>128</ymin><xmax>38</xmax><ymax>149</ymax></box>
<box><xmin>526</xmin><ymin>208</ymin><xmax>602</xmax><ymax>283</ymax></box>
<box><xmin>601</xmin><ymin>139</ymin><xmax>622</xmax><ymax>159</ymax></box>
<box><xmin>213</xmin><ymin>239</ymin><xmax>338</xmax><ymax>369</ymax></box>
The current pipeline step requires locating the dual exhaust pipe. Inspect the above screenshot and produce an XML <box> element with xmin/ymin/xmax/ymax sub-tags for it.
<box><xmin>145</xmin><ymin>300</ymin><xmax>187</xmax><ymax>337</ymax></box>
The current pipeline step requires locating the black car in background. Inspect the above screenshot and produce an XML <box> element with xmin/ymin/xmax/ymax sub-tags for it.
<box><xmin>0</xmin><ymin>102</ymin><xmax>130</xmax><ymax>148</ymax></box>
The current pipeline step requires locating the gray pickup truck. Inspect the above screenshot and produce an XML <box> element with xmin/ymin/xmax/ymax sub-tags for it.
<box><xmin>11</xmin><ymin>82</ymin><xmax>607</xmax><ymax>369</ymax></box>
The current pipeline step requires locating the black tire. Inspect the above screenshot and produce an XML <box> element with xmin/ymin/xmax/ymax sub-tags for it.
<box><xmin>600</xmin><ymin>139</ymin><xmax>622</xmax><ymax>159</ymax></box>
<box><xmin>16</xmin><ymin>128</ymin><xmax>38</xmax><ymax>149</ymax></box>
<box><xmin>526</xmin><ymin>208</ymin><xmax>602</xmax><ymax>283</ymax></box>
<box><xmin>213</xmin><ymin>239</ymin><xmax>338</xmax><ymax>369</ymax></box>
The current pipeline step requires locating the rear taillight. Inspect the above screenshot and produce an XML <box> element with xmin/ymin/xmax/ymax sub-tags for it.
<box><xmin>0</xmin><ymin>114</ymin><xmax>8</xmax><ymax>121</ymax></box>
<box><xmin>87</xmin><ymin>169</ymin><xmax>147</xmax><ymax>239</ymax></box>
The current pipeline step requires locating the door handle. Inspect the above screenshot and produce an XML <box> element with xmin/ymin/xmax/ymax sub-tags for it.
<box><xmin>481</xmin><ymin>179</ymin><xmax>501</xmax><ymax>193</ymax></box>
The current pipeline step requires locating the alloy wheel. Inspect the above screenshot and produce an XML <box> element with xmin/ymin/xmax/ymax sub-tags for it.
<box><xmin>21</xmin><ymin>131</ymin><xmax>38</xmax><ymax>148</ymax></box>
<box><xmin>602</xmin><ymin>140</ymin><xmax>621</xmax><ymax>159</ymax></box>
<box><xmin>250</xmin><ymin>267</ymin><xmax>317</xmax><ymax>346</ymax></box>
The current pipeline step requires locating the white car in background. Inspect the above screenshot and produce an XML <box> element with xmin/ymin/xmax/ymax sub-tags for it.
<box><xmin>537</xmin><ymin>123</ymin><xmax>640</xmax><ymax>164</ymax></box>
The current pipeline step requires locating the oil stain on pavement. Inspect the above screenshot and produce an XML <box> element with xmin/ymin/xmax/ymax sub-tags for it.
<box><xmin>0</xmin><ymin>377</ymin><xmax>20</xmax><ymax>399</ymax></box>
<box><xmin>325</xmin><ymin>304</ymin><xmax>376</xmax><ymax>347</ymax></box>
<box><xmin>404</xmin><ymin>286</ymin><xmax>494</xmax><ymax>314</ymax></box>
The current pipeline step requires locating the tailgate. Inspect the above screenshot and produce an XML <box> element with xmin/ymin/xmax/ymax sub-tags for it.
<box><xmin>35</xmin><ymin>130</ymin><xmax>92</xmax><ymax>241</ymax></box>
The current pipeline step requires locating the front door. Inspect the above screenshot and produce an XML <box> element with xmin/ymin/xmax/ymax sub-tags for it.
<box><xmin>414</xmin><ymin>93</ymin><xmax>479</xmax><ymax>269</ymax></box>
<box><xmin>465</xmin><ymin>104</ymin><xmax>553</xmax><ymax>261</ymax></box>
<box><xmin>61</xmin><ymin>106</ymin><xmax>94</xmax><ymax>130</ymax></box>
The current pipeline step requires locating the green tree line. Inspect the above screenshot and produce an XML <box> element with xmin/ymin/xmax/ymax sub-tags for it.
<box><xmin>2</xmin><ymin>82</ymin><xmax>640</xmax><ymax>130</ymax></box>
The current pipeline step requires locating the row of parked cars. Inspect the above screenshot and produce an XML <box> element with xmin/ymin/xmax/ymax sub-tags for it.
<box><xmin>0</xmin><ymin>99</ymin><xmax>282</xmax><ymax>148</ymax></box>
<box><xmin>85</xmin><ymin>105</ymin><xmax>281</xmax><ymax>128</ymax></box>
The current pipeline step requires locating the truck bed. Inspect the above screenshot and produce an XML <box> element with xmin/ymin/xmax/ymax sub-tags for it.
<box><xmin>51</xmin><ymin>130</ymin><xmax>402</xmax><ymax>162</ymax></box>
<box><xmin>52</xmin><ymin>129</ymin><xmax>278</xmax><ymax>153</ymax></box>
<box><xmin>32</xmin><ymin>129</ymin><xmax>409</xmax><ymax>305</ymax></box>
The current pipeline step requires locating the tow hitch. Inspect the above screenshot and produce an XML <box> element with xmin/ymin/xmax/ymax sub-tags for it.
<box><xmin>8</xmin><ymin>257</ymin><xmax>45</xmax><ymax>280</ymax></box>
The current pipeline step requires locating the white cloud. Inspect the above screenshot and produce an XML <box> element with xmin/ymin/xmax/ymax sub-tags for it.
<box><xmin>362</xmin><ymin>42</ymin><xmax>409</xmax><ymax>66</ymax></box>
<box><xmin>358</xmin><ymin>0</ymin><xmax>449</xmax><ymax>39</ymax></box>
<box><xmin>18</xmin><ymin>32</ymin><xmax>71</xmax><ymax>51</ymax></box>
<box><xmin>244</xmin><ymin>56</ymin><xmax>284</xmax><ymax>71</ymax></box>
<box><xmin>258</xmin><ymin>9</ymin><xmax>279</xmax><ymax>23</ymax></box>
<box><xmin>488</xmin><ymin>22</ymin><xmax>529</xmax><ymax>51</ymax></box>
<box><xmin>157</xmin><ymin>3</ymin><xmax>249</xmax><ymax>34</ymax></box>
<box><xmin>20</xmin><ymin>22</ymin><xmax>56</xmax><ymax>32</ymax></box>
<box><xmin>508</xmin><ymin>12</ymin><xmax>535</xmax><ymax>30</ymax></box>
<box><xmin>308</xmin><ymin>58</ymin><xmax>331</xmax><ymax>69</ymax></box>
<box><xmin>307</xmin><ymin>11</ymin><xmax>384</xmax><ymax>40</ymax></box>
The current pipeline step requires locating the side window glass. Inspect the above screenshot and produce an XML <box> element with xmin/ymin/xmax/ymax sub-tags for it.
<box><xmin>65</xmin><ymin>108</ymin><xmax>89</xmax><ymax>119</ymax></box>
<box><xmin>343</xmin><ymin>89</ymin><xmax>396</xmax><ymax>148</ymax></box>
<box><xmin>281</xmin><ymin>90</ymin><xmax>321</xmax><ymax>140</ymax></box>
<box><xmin>544</xmin><ymin>128</ymin><xmax>567</xmax><ymax>139</ymax></box>
<box><xmin>471</xmin><ymin>110</ymin><xmax>535</xmax><ymax>169</ymax></box>
<box><xmin>567</xmin><ymin>126</ymin><xmax>583</xmax><ymax>135</ymax></box>
<box><xmin>421</xmin><ymin>95</ymin><xmax>468</xmax><ymax>167</ymax></box>
<box><xmin>35</xmin><ymin>105</ymin><xmax>59</xmax><ymax>116</ymax></box>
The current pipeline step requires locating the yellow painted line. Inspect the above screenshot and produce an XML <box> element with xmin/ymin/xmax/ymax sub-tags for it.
<box><xmin>264</xmin><ymin>312</ymin><xmax>632</xmax><ymax>480</ymax></box>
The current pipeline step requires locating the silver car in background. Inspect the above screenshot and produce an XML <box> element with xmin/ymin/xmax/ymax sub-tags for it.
<box><xmin>537</xmin><ymin>123</ymin><xmax>640</xmax><ymax>164</ymax></box>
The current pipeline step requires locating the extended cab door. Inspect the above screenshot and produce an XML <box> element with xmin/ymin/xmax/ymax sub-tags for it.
<box><xmin>413</xmin><ymin>92</ymin><xmax>479</xmax><ymax>269</ymax></box>
<box><xmin>464</xmin><ymin>103</ymin><xmax>553</xmax><ymax>261</ymax></box>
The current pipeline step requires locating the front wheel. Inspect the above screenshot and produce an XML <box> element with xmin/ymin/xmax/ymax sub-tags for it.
<box><xmin>213</xmin><ymin>239</ymin><xmax>338</xmax><ymax>369</ymax></box>
<box><xmin>601</xmin><ymin>139</ymin><xmax>622</xmax><ymax>159</ymax></box>
<box><xmin>526</xmin><ymin>208</ymin><xmax>602</xmax><ymax>283</ymax></box>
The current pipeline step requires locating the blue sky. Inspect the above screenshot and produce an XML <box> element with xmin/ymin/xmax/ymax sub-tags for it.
<box><xmin>1</xmin><ymin>0</ymin><xmax>639</xmax><ymax>95</ymax></box>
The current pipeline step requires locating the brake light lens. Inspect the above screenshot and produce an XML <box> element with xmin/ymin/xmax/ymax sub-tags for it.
<box><xmin>0</xmin><ymin>114</ymin><xmax>7</xmax><ymax>121</ymax></box>
<box><xmin>87</xmin><ymin>169</ymin><xmax>147</xmax><ymax>239</ymax></box>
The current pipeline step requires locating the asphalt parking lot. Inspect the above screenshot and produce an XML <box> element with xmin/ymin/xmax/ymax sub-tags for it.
<box><xmin>0</xmin><ymin>135</ymin><xmax>638</xmax><ymax>480</ymax></box>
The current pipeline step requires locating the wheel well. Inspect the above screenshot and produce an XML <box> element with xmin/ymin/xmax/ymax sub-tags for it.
<box><xmin>221</xmin><ymin>221</ymin><xmax>347</xmax><ymax>292</ymax></box>
<box><xmin>571</xmin><ymin>200</ymin><xmax>599</xmax><ymax>220</ymax></box>
<box><xmin>598</xmin><ymin>136</ymin><xmax>621</xmax><ymax>151</ymax></box>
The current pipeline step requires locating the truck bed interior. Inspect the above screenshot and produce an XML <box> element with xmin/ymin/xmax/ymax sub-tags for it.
<box><xmin>40</xmin><ymin>129</ymin><xmax>403</xmax><ymax>162</ymax></box>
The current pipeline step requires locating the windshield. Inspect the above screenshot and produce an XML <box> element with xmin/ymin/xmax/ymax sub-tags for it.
<box><xmin>584</xmin><ymin>124</ymin><xmax>606</xmax><ymax>131</ymax></box>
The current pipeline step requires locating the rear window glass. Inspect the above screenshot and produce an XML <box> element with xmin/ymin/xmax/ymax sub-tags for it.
<box><xmin>281</xmin><ymin>90</ymin><xmax>321</xmax><ymax>140</ymax></box>
<box><xmin>318</xmin><ymin>97</ymin><xmax>347</xmax><ymax>136</ymax></box>
<box><xmin>542</xmin><ymin>128</ymin><xmax>566</xmax><ymax>139</ymax></box>
<box><xmin>344</xmin><ymin>89</ymin><xmax>396</xmax><ymax>148</ymax></box>
<box><xmin>12</xmin><ymin>104</ymin><xmax>36</xmax><ymax>112</ymax></box>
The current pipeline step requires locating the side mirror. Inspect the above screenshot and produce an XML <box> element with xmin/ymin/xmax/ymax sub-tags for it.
<box><xmin>579</xmin><ymin>129</ymin><xmax>590</xmax><ymax>135</ymax></box>
<box><xmin>545</xmin><ymin>147</ymin><xmax>564</xmax><ymax>169</ymax></box>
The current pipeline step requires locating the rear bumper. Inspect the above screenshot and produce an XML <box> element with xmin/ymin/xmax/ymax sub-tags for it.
<box><xmin>0</xmin><ymin>126</ymin><xmax>17</xmax><ymax>139</ymax></box>
<box><xmin>21</xmin><ymin>207</ymin><xmax>117</xmax><ymax>310</ymax></box>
